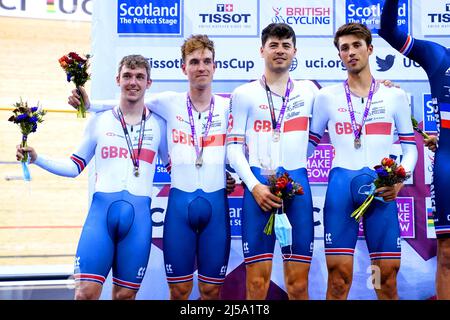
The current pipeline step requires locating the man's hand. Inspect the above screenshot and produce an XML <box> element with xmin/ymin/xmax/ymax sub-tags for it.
<box><xmin>251</xmin><ymin>183</ymin><xmax>282</xmax><ymax>212</ymax></box>
<box><xmin>378</xmin><ymin>79</ymin><xmax>400</xmax><ymax>88</ymax></box>
<box><xmin>424</xmin><ymin>135</ymin><xmax>437</xmax><ymax>152</ymax></box>
<box><xmin>16</xmin><ymin>145</ymin><xmax>37</xmax><ymax>163</ymax></box>
<box><xmin>375</xmin><ymin>183</ymin><xmax>403</xmax><ymax>202</ymax></box>
<box><xmin>226</xmin><ymin>172</ymin><xmax>236</xmax><ymax>194</ymax></box>
<box><xmin>68</xmin><ymin>86</ymin><xmax>90</xmax><ymax>110</ymax></box>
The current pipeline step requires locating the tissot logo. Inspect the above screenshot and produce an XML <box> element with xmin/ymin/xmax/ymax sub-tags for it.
<box><xmin>428</xmin><ymin>5</ymin><xmax>450</xmax><ymax>23</ymax></box>
<box><xmin>199</xmin><ymin>6</ymin><xmax>251</xmax><ymax>24</ymax></box>
<box><xmin>217</xmin><ymin>3</ymin><xmax>233</xmax><ymax>12</ymax></box>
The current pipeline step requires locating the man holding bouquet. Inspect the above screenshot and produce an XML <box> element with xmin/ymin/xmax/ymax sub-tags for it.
<box><xmin>16</xmin><ymin>55</ymin><xmax>168</xmax><ymax>300</ymax></box>
<box><xmin>227</xmin><ymin>23</ymin><xmax>319</xmax><ymax>300</ymax></box>
<box><xmin>69</xmin><ymin>35</ymin><xmax>234</xmax><ymax>300</ymax></box>
<box><xmin>308</xmin><ymin>23</ymin><xmax>418</xmax><ymax>300</ymax></box>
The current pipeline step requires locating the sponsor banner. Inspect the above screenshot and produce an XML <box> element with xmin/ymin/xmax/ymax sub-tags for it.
<box><xmin>113</xmin><ymin>44</ymin><xmax>428</xmax><ymax>82</ymax></box>
<box><xmin>420</xmin><ymin>0</ymin><xmax>450</xmax><ymax>36</ymax></box>
<box><xmin>424</xmin><ymin>146</ymin><xmax>434</xmax><ymax>185</ymax></box>
<box><xmin>0</xmin><ymin>0</ymin><xmax>92</xmax><ymax>21</ymax></box>
<box><xmin>423</xmin><ymin>93</ymin><xmax>437</xmax><ymax>132</ymax></box>
<box><xmin>151</xmin><ymin>184</ymin><xmax>245</xmax><ymax>238</ymax></box>
<box><xmin>358</xmin><ymin>196</ymin><xmax>415</xmax><ymax>238</ymax></box>
<box><xmin>260</xmin><ymin>0</ymin><xmax>335</xmax><ymax>37</ymax></box>
<box><xmin>228</xmin><ymin>197</ymin><xmax>243</xmax><ymax>238</ymax></box>
<box><xmin>185</xmin><ymin>0</ymin><xmax>258</xmax><ymax>37</ymax></box>
<box><xmin>313</xmin><ymin>195</ymin><xmax>326</xmax><ymax>239</ymax></box>
<box><xmin>154</xmin><ymin>156</ymin><xmax>171</xmax><ymax>183</ymax></box>
<box><xmin>307</xmin><ymin>144</ymin><xmax>334</xmax><ymax>184</ymax></box>
<box><xmin>116</xmin><ymin>39</ymin><xmax>261</xmax><ymax>80</ymax></box>
<box><xmin>426</xmin><ymin>197</ymin><xmax>437</xmax><ymax>239</ymax></box>
<box><xmin>151</xmin><ymin>185</ymin><xmax>169</xmax><ymax>238</ymax></box>
<box><xmin>396</xmin><ymin>197</ymin><xmax>415</xmax><ymax>238</ymax></box>
<box><xmin>290</xmin><ymin>46</ymin><xmax>427</xmax><ymax>80</ymax></box>
<box><xmin>345</xmin><ymin>0</ymin><xmax>409</xmax><ymax>35</ymax></box>
<box><xmin>117</xmin><ymin>0</ymin><xmax>182</xmax><ymax>36</ymax></box>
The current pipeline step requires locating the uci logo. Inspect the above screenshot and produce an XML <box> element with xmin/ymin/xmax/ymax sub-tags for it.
<box><xmin>338</xmin><ymin>107</ymin><xmax>347</xmax><ymax>112</ymax></box>
<box><xmin>106</xmin><ymin>132</ymin><xmax>116</xmax><ymax>136</ymax></box>
<box><xmin>176</xmin><ymin>115</ymin><xmax>184</xmax><ymax>122</ymax></box>
<box><xmin>259</xmin><ymin>104</ymin><xmax>269</xmax><ymax>110</ymax></box>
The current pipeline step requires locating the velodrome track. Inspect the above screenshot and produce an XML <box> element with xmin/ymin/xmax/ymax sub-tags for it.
<box><xmin>0</xmin><ymin>16</ymin><xmax>91</xmax><ymax>268</ymax></box>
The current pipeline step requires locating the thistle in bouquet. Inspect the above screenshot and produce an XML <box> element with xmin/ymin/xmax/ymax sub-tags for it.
<box><xmin>263</xmin><ymin>172</ymin><xmax>304</xmax><ymax>235</ymax></box>
<box><xmin>58</xmin><ymin>52</ymin><xmax>91</xmax><ymax>118</ymax></box>
<box><xmin>351</xmin><ymin>157</ymin><xmax>411</xmax><ymax>222</ymax></box>
<box><xmin>411</xmin><ymin>115</ymin><xmax>430</xmax><ymax>139</ymax></box>
<box><xmin>8</xmin><ymin>99</ymin><xmax>46</xmax><ymax>180</ymax></box>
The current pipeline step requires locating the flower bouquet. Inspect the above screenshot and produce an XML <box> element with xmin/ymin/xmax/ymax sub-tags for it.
<box><xmin>411</xmin><ymin>115</ymin><xmax>430</xmax><ymax>139</ymax></box>
<box><xmin>8</xmin><ymin>99</ymin><xmax>46</xmax><ymax>180</ymax></box>
<box><xmin>350</xmin><ymin>157</ymin><xmax>411</xmax><ymax>222</ymax></box>
<box><xmin>263</xmin><ymin>172</ymin><xmax>304</xmax><ymax>235</ymax></box>
<box><xmin>58</xmin><ymin>52</ymin><xmax>91</xmax><ymax>118</ymax></box>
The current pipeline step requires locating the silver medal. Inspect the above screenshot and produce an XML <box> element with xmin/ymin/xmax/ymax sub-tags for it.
<box><xmin>354</xmin><ymin>138</ymin><xmax>361</xmax><ymax>149</ymax></box>
<box><xmin>273</xmin><ymin>131</ymin><xmax>280</xmax><ymax>142</ymax></box>
<box><xmin>195</xmin><ymin>155</ymin><xmax>203</xmax><ymax>168</ymax></box>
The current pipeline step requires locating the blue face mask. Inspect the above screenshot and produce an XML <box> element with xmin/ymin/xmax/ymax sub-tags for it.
<box><xmin>359</xmin><ymin>183</ymin><xmax>388</xmax><ymax>203</ymax></box>
<box><xmin>274</xmin><ymin>213</ymin><xmax>292</xmax><ymax>248</ymax></box>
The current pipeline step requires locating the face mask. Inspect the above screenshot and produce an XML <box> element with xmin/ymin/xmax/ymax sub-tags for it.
<box><xmin>359</xmin><ymin>182</ymin><xmax>387</xmax><ymax>203</ymax></box>
<box><xmin>274</xmin><ymin>213</ymin><xmax>292</xmax><ymax>248</ymax></box>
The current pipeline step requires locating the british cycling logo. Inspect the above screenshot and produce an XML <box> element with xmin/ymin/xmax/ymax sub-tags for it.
<box><xmin>271</xmin><ymin>6</ymin><xmax>331</xmax><ymax>26</ymax></box>
<box><xmin>375</xmin><ymin>54</ymin><xmax>395</xmax><ymax>72</ymax></box>
<box><xmin>117</xmin><ymin>0</ymin><xmax>182</xmax><ymax>35</ymax></box>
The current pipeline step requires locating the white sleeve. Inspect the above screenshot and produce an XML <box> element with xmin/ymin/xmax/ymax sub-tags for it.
<box><xmin>89</xmin><ymin>99</ymin><xmax>118</xmax><ymax>113</ymax></box>
<box><xmin>33</xmin><ymin>115</ymin><xmax>97</xmax><ymax>177</ymax></box>
<box><xmin>156</xmin><ymin>115</ymin><xmax>169</xmax><ymax>170</ymax></box>
<box><xmin>308</xmin><ymin>91</ymin><xmax>329</xmax><ymax>157</ymax></box>
<box><xmin>226</xmin><ymin>89</ymin><xmax>260</xmax><ymax>192</ymax></box>
<box><xmin>393</xmin><ymin>90</ymin><xmax>418</xmax><ymax>173</ymax></box>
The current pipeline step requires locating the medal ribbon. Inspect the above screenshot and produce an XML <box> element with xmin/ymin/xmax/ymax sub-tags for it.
<box><xmin>343</xmin><ymin>77</ymin><xmax>376</xmax><ymax>142</ymax></box>
<box><xmin>186</xmin><ymin>94</ymin><xmax>215</xmax><ymax>163</ymax></box>
<box><xmin>262</xmin><ymin>76</ymin><xmax>293</xmax><ymax>134</ymax></box>
<box><xmin>117</xmin><ymin>107</ymin><xmax>146</xmax><ymax>174</ymax></box>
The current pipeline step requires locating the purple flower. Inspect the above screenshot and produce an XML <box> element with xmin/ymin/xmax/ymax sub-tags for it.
<box><xmin>31</xmin><ymin>107</ymin><xmax>38</xmax><ymax>112</ymax></box>
<box><xmin>16</xmin><ymin>114</ymin><xmax>28</xmax><ymax>122</ymax></box>
<box><xmin>29</xmin><ymin>116</ymin><xmax>38</xmax><ymax>123</ymax></box>
<box><xmin>66</xmin><ymin>72</ymin><xmax>72</xmax><ymax>82</ymax></box>
<box><xmin>31</xmin><ymin>124</ymin><xmax>37</xmax><ymax>132</ymax></box>
<box><xmin>286</xmin><ymin>182</ymin><xmax>293</xmax><ymax>193</ymax></box>
<box><xmin>375</xmin><ymin>166</ymin><xmax>389</xmax><ymax>177</ymax></box>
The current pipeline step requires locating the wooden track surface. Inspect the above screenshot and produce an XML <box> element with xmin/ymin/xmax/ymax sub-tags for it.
<box><xmin>0</xmin><ymin>17</ymin><xmax>91</xmax><ymax>267</ymax></box>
